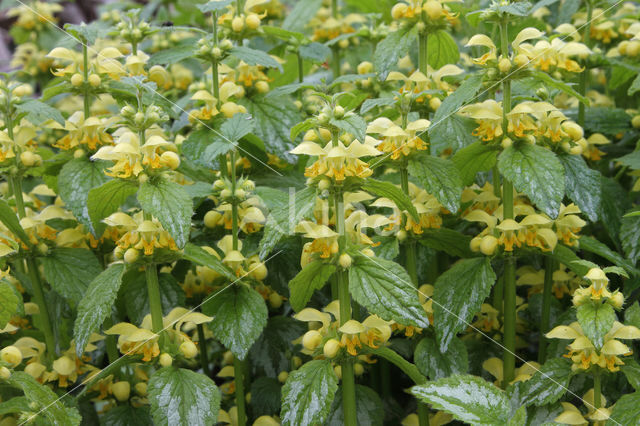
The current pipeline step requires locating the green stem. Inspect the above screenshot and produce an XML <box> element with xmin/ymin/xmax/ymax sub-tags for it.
<box><xmin>578</xmin><ymin>1</ymin><xmax>592</xmax><ymax>127</ymax></box>
<box><xmin>82</xmin><ymin>43</ymin><xmax>90</xmax><ymax>118</ymax></box>
<box><xmin>103</xmin><ymin>316</ymin><xmax>119</xmax><ymax>364</ymax></box>
<box><xmin>211</xmin><ymin>59</ymin><xmax>220</xmax><ymax>104</ymax></box>
<box><xmin>593</xmin><ymin>370</ymin><xmax>601</xmax><ymax>408</ymax></box>
<box><xmin>144</xmin><ymin>262</ymin><xmax>165</xmax><ymax>342</ymax></box>
<box><xmin>400</xmin><ymin>165</ymin><xmax>419</xmax><ymax>288</ymax></box>
<box><xmin>234</xmin><ymin>358</ymin><xmax>247</xmax><ymax>426</ymax></box>
<box><xmin>27</xmin><ymin>257</ymin><xmax>56</xmax><ymax>363</ymax></box>
<box><xmin>492</xmin><ymin>165</ymin><xmax>501</xmax><ymax>197</ymax></box>
<box><xmin>331</xmin><ymin>0</ymin><xmax>340</xmax><ymax>80</ymax></box>
<box><xmin>230</xmin><ymin>150</ymin><xmax>239</xmax><ymax>249</ymax></box>
<box><xmin>366</xmin><ymin>346</ymin><xmax>426</xmax><ymax>385</ymax></box>
<box><xmin>418</xmin><ymin>32</ymin><xmax>428</xmax><ymax>75</ymax></box>
<box><xmin>197</xmin><ymin>324</ymin><xmax>210</xmax><ymax>376</ymax></box>
<box><xmin>335</xmin><ymin>188</ymin><xmax>357</xmax><ymax>426</ymax></box>
<box><xmin>499</xmin><ymin>16</ymin><xmax>516</xmax><ymax>388</ymax></box>
<box><xmin>538</xmin><ymin>257</ymin><xmax>555</xmax><ymax>363</ymax></box>
<box><xmin>297</xmin><ymin>51</ymin><xmax>304</xmax><ymax>84</ymax></box>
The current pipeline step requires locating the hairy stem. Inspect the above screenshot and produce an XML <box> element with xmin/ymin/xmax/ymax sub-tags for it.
<box><xmin>500</xmin><ymin>15</ymin><xmax>516</xmax><ymax>388</ymax></box>
<box><xmin>197</xmin><ymin>323</ymin><xmax>210</xmax><ymax>376</ymax></box>
<box><xmin>578</xmin><ymin>1</ymin><xmax>593</xmax><ymax>127</ymax></box>
<box><xmin>538</xmin><ymin>257</ymin><xmax>555</xmax><ymax>363</ymax></box>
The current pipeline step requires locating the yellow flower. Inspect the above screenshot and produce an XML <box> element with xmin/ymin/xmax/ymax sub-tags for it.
<box><xmin>482</xmin><ymin>357</ymin><xmax>539</xmax><ymax>386</ymax></box>
<box><xmin>92</xmin><ymin>131</ymin><xmax>143</xmax><ymax>178</ymax></box>
<box><xmin>104</xmin><ymin>211</ymin><xmax>178</xmax><ymax>255</ymax></box>
<box><xmin>339</xmin><ymin>320</ymin><xmax>365</xmax><ymax>356</ymax></box>
<box><xmin>555</xmin><ymin>389</ymin><xmax>611</xmax><ymax>425</ymax></box>
<box><xmin>47</xmin><ymin>46</ymin><xmax>125</xmax><ymax>80</ymax></box>
<box><xmin>460</xmin><ymin>100</ymin><xmax>503</xmax><ymax>141</ymax></box>
<box><xmin>49</xmin><ymin>112</ymin><xmax>115</xmax><ymax>151</ymax></box>
<box><xmin>105</xmin><ymin>322</ymin><xmax>160</xmax><ymax>362</ymax></box>
<box><xmin>290</xmin><ymin>137</ymin><xmax>381</xmax><ymax>182</ymax></box>
<box><xmin>296</xmin><ymin>221</ymin><xmax>339</xmax><ymax>259</ymax></box>
<box><xmin>366</xmin><ymin>117</ymin><xmax>430</xmax><ymax>159</ymax></box>
<box><xmin>7</xmin><ymin>2</ymin><xmax>62</xmax><ymax>31</ymax></box>
<box><xmin>554</xmin><ymin>203</ymin><xmax>585</xmax><ymax>246</ymax></box>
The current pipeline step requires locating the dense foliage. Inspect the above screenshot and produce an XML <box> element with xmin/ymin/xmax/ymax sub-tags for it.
<box><xmin>1</xmin><ymin>0</ymin><xmax>640</xmax><ymax>425</ymax></box>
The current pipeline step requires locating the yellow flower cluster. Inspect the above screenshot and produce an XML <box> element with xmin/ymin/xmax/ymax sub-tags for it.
<box><xmin>391</xmin><ymin>0</ymin><xmax>458</xmax><ymax>24</ymax></box>
<box><xmin>366</xmin><ymin>117</ymin><xmax>430</xmax><ymax>159</ymax></box>
<box><xmin>105</xmin><ymin>212</ymin><xmax>178</xmax><ymax>257</ymax></box>
<box><xmin>466</xmin><ymin>193</ymin><xmax>586</xmax><ymax>254</ymax></box>
<box><xmin>296</xmin><ymin>301</ymin><xmax>392</xmax><ymax>357</ymax></box>
<box><xmin>92</xmin><ymin>130</ymin><xmax>180</xmax><ymax>179</ymax></box>
<box><xmin>105</xmin><ymin>308</ymin><xmax>212</xmax><ymax>362</ymax></box>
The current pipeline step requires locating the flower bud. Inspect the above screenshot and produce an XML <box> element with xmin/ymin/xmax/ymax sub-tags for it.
<box><xmin>88</xmin><ymin>74</ymin><xmax>101</xmax><ymax>87</ymax></box>
<box><xmin>480</xmin><ymin>235</ymin><xmax>498</xmax><ymax>256</ymax></box>
<box><xmin>323</xmin><ymin>339</ymin><xmax>340</xmax><ymax>358</ymax></box>
<box><xmin>220</xmin><ymin>188</ymin><xmax>232</xmax><ymax>199</ymax></box>
<box><xmin>159</xmin><ymin>353</ymin><xmax>173</xmax><ymax>367</ymax></box>
<box><xmin>250</xmin><ymin>262</ymin><xmax>268</xmax><ymax>281</ymax></box>
<box><xmin>20</xmin><ymin>151</ymin><xmax>36</xmax><ymax>167</ymax></box>
<box><xmin>498</xmin><ymin>58</ymin><xmax>511</xmax><ymax>73</ymax></box>
<box><xmin>134</xmin><ymin>382</ymin><xmax>148</xmax><ymax>396</ymax></box>
<box><xmin>112</xmin><ymin>381</ymin><xmax>130</xmax><ymax>401</ymax></box>
<box><xmin>246</xmin><ymin>14</ymin><xmax>261</xmax><ymax>30</ymax></box>
<box><xmin>232</xmin><ymin>16</ymin><xmax>245</xmax><ymax>32</ymax></box>
<box><xmin>339</xmin><ymin>253</ymin><xmax>352</xmax><ymax>268</ymax></box>
<box><xmin>234</xmin><ymin>188</ymin><xmax>246</xmax><ymax>199</ymax></box>
<box><xmin>501</xmin><ymin>137</ymin><xmax>512</xmax><ymax>149</ymax></box>
<box><xmin>0</xmin><ymin>366</ymin><xmax>10</xmax><ymax>380</ymax></box>
<box><xmin>268</xmin><ymin>292</ymin><xmax>282</xmax><ymax>308</ymax></box>
<box><xmin>429</xmin><ymin>97</ymin><xmax>441</xmax><ymax>111</ymax></box>
<box><xmin>160</xmin><ymin>151</ymin><xmax>180</xmax><ymax>170</ymax></box>
<box><xmin>0</xmin><ymin>346</ymin><xmax>22</xmax><ymax>367</ymax></box>
<box><xmin>470</xmin><ymin>236</ymin><xmax>482</xmax><ymax>252</ymax></box>
<box><xmin>204</xmin><ymin>210</ymin><xmax>222</xmax><ymax>228</ymax></box>
<box><xmin>354</xmin><ymin>363</ymin><xmax>364</xmax><ymax>376</ymax></box>
<box><xmin>391</xmin><ymin>3</ymin><xmax>407</xmax><ymax>19</ymax></box>
<box><xmin>277</xmin><ymin>371</ymin><xmax>288</xmax><ymax>383</ymax></box>
<box><xmin>179</xmin><ymin>341</ymin><xmax>198</xmax><ymax>359</ymax></box>
<box><xmin>632</xmin><ymin>115</ymin><xmax>640</xmax><ymax>129</ymax></box>
<box><xmin>333</xmin><ymin>105</ymin><xmax>345</xmax><ymax>118</ymax></box>
<box><xmin>124</xmin><ymin>248</ymin><xmax>139</xmax><ymax>264</ymax></box>
<box><xmin>424</xmin><ymin>0</ymin><xmax>443</xmax><ymax>20</ymax></box>
<box><xmin>71</xmin><ymin>73</ymin><xmax>83</xmax><ymax>87</ymax></box>
<box><xmin>357</xmin><ymin>61</ymin><xmax>373</xmax><ymax>74</ymax></box>
<box><xmin>255</xmin><ymin>81</ymin><xmax>269</xmax><ymax>94</ymax></box>
<box><xmin>302</xmin><ymin>330</ymin><xmax>322</xmax><ymax>351</ymax></box>
<box><xmin>562</xmin><ymin>121</ymin><xmax>583</xmax><ymax>141</ymax></box>
<box><xmin>361</xmin><ymin>248</ymin><xmax>375</xmax><ymax>257</ymax></box>
<box><xmin>610</xmin><ymin>291</ymin><xmax>624</xmax><ymax>309</ymax></box>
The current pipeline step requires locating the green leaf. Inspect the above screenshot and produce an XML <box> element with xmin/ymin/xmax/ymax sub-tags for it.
<box><xmin>327</xmin><ymin>385</ymin><xmax>384</xmax><ymax>426</ymax></box>
<box><xmin>240</xmin><ymin>95</ymin><xmax>300</xmax><ymax>163</ymax></box>
<box><xmin>508</xmin><ymin>406</ymin><xmax>527</xmax><ymax>426</ymax></box>
<box><xmin>250</xmin><ymin>377</ymin><xmax>282</xmax><ymax>416</ymax></box>
<box><xmin>530</xmin><ymin>71</ymin><xmax>588</xmax><ymax>105</ymax></box>
<box><xmin>408</xmin><ymin>154</ymin><xmax>463</xmax><ymax>213</ymax></box>
<box><xmin>621</xmin><ymin>358</ymin><xmax>640</xmax><ymax>390</ymax></box>
<box><xmin>220</xmin><ymin>112</ymin><xmax>254</xmax><ymax>142</ymax></box>
<box><xmin>429</xmin><ymin>73</ymin><xmax>483</xmax><ymax>138</ymax></box>
<box><xmin>607</xmin><ymin>390</ymin><xmax>640</xmax><ymax>425</ymax></box>
<box><xmin>58</xmin><ymin>158</ymin><xmax>109</xmax><ymax>234</ymax></box>
<box><xmin>203</xmin><ymin>284</ymin><xmax>267</xmax><ymax>359</ymax></box>
<box><xmin>138</xmin><ymin>177</ymin><xmax>193</xmax><ymax>248</ymax></box>
<box><xmin>372</xmin><ymin>235</ymin><xmax>399</xmax><ymax>260</ymax></box>
<box><xmin>260</xmin><ymin>186</ymin><xmax>316</xmax><ymax>258</ymax></box>
<box><xmin>512</xmin><ymin>358</ymin><xmax>572</xmax><ymax>407</ymax></box>
<box><xmin>374</xmin><ymin>24</ymin><xmax>418</xmax><ymax>79</ymax></box>
<box><xmin>622</xmin><ymin>212</ymin><xmax>640</xmax><ymax>263</ymax></box>
<box><xmin>64</xmin><ymin>21</ymin><xmax>106</xmax><ymax>44</ymax></box>
<box><xmin>0</xmin><ymin>397</ymin><xmax>30</xmax><ymax>417</ymax></box>
<box><xmin>544</xmin><ymin>244</ymin><xmax>590</xmax><ymax>276</ymax></box>
<box><xmin>452</xmin><ymin>142</ymin><xmax>499</xmax><ymax>186</ymax></box>
<box><xmin>73</xmin><ymin>263</ymin><xmax>125</xmax><ymax>356</ymax></box>
<box><xmin>288</xmin><ymin>261</ymin><xmax>335</xmax><ymax>312</ymax></box>
<box><xmin>148</xmin><ymin>367</ymin><xmax>221</xmax><ymax>426</ymax></box>
<box><xmin>498</xmin><ymin>144</ymin><xmax>565</xmax><ymax>218</ymax></box>
<box><xmin>42</xmin><ymin>81</ymin><xmax>73</xmax><ymax>101</ymax></box>
<box><xmin>230</xmin><ymin>46</ymin><xmax>283</xmax><ymax>71</ymax></box>
<box><xmin>576</xmin><ymin>302</ymin><xmax>616</xmax><ymax>349</ymax></box>
<box><xmin>599</xmin><ymin>177</ymin><xmax>630</xmax><ymax>246</ymax></box>
<box><xmin>429</xmin><ymin>114</ymin><xmax>477</xmax><ymax>154</ymax></box>
<box><xmin>102</xmin><ymin>405</ymin><xmax>152</xmax><ymax>426</ymax></box>
<box><xmin>0</xmin><ymin>198</ymin><xmax>30</xmax><ymax>246</ymax></box>
<box><xmin>626</xmin><ymin>302</ymin><xmax>640</xmax><ymax>329</ymax></box>
<box><xmin>360</xmin><ymin>97</ymin><xmax>396</xmax><ymax>115</ymax></box>
<box><xmin>0</xmin><ymin>281</ymin><xmax>19</xmax><ymax>329</ymax></box>
<box><xmin>87</xmin><ymin>179</ymin><xmax>139</xmax><ymax>233</ymax></box>
<box><xmin>411</xmin><ymin>374</ymin><xmax>511</xmax><ymax>425</ymax></box>
<box><xmin>349</xmin><ymin>255</ymin><xmax>430</xmax><ymax>328</ymax></box>
<box><xmin>433</xmin><ymin>257</ymin><xmax>496</xmax><ymax>351</ymax></box>
<box><xmin>197</xmin><ymin>0</ymin><xmax>233</xmax><ymax>13</ymax></box>
<box><xmin>617</xmin><ymin>150</ymin><xmax>640</xmax><ymax>170</ymax></box>
<box><xmin>558</xmin><ymin>154</ymin><xmax>601</xmax><ymax>222</ymax></box>
<box><xmin>182</xmin><ymin>243</ymin><xmax>236</xmax><ymax>281</ymax></box>
<box><xmin>122</xmin><ymin>270</ymin><xmax>186</xmax><ymax>324</ymax></box>
<box><xmin>415</xmin><ymin>335</ymin><xmax>468</xmax><ymax>380</ymax></box>
<box><xmin>427</xmin><ymin>29</ymin><xmax>459</xmax><ymax>69</ymax></box>
<box><xmin>419</xmin><ymin>228</ymin><xmax>474</xmax><ymax>258</ymax></box>
<box><xmin>568</xmin><ymin>107</ymin><xmax>631</xmax><ymax>136</ymax></box>
<box><xmin>250</xmin><ymin>316</ymin><xmax>306</xmax><ymax>377</ymax></box>
<box><xmin>289</xmin><ymin>117</ymin><xmax>317</xmax><ymax>141</ymax></box>
<box><xmin>149</xmin><ymin>45</ymin><xmax>195</xmax><ymax>66</ymax></box>
<box><xmin>329</xmin><ymin>114</ymin><xmax>367</xmax><ymax>142</ymax></box>
<box><xmin>8</xmin><ymin>371</ymin><xmax>81</xmax><ymax>426</ymax></box>
<box><xmin>281</xmin><ymin>359</ymin><xmax>338</xmax><ymax>426</ymax></box>
<box><xmin>41</xmin><ymin>248</ymin><xmax>102</xmax><ymax>304</ymax></box>
<box><xmin>15</xmin><ymin>99</ymin><xmax>64</xmax><ymax>125</ymax></box>
<box><xmin>629</xmin><ymin>74</ymin><xmax>640</xmax><ymax>96</ymax></box>
<box><xmin>578</xmin><ymin>235</ymin><xmax>639</xmax><ymax>276</ymax></box>
<box><xmin>362</xmin><ymin>178</ymin><xmax>419</xmax><ymax>220</ymax></box>
<box><xmin>282</xmin><ymin>0</ymin><xmax>322</xmax><ymax>32</ymax></box>
<box><xmin>299</xmin><ymin>42</ymin><xmax>331</xmax><ymax>62</ymax></box>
